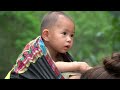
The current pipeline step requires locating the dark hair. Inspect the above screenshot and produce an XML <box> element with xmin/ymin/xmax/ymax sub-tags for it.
<box><xmin>40</xmin><ymin>11</ymin><xmax>73</xmax><ymax>33</ymax></box>
<box><xmin>81</xmin><ymin>52</ymin><xmax>120</xmax><ymax>79</ymax></box>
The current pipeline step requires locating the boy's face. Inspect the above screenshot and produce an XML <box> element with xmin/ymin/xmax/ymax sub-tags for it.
<box><xmin>47</xmin><ymin>15</ymin><xmax>75</xmax><ymax>54</ymax></box>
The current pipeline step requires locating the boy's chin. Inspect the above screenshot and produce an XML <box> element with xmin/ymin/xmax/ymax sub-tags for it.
<box><xmin>59</xmin><ymin>51</ymin><xmax>67</xmax><ymax>54</ymax></box>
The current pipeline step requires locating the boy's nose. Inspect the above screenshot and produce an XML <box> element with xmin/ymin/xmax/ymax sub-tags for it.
<box><xmin>66</xmin><ymin>36</ymin><xmax>72</xmax><ymax>43</ymax></box>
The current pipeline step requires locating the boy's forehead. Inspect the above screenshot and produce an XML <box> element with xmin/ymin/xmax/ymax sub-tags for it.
<box><xmin>55</xmin><ymin>16</ymin><xmax>75</xmax><ymax>32</ymax></box>
<box><xmin>58</xmin><ymin>15</ymin><xmax>72</xmax><ymax>21</ymax></box>
<box><xmin>57</xmin><ymin>15</ymin><xmax>74</xmax><ymax>24</ymax></box>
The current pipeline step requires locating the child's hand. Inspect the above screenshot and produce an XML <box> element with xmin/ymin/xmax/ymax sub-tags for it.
<box><xmin>78</xmin><ymin>62</ymin><xmax>92</xmax><ymax>73</ymax></box>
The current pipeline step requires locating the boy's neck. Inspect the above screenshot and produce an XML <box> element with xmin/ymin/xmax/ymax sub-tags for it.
<box><xmin>45</xmin><ymin>45</ymin><xmax>58</xmax><ymax>62</ymax></box>
<box><xmin>48</xmin><ymin>48</ymin><xmax>64</xmax><ymax>62</ymax></box>
<box><xmin>44</xmin><ymin>41</ymin><xmax>63</xmax><ymax>62</ymax></box>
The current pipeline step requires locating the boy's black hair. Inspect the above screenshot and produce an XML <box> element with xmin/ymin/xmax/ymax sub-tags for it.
<box><xmin>40</xmin><ymin>11</ymin><xmax>73</xmax><ymax>32</ymax></box>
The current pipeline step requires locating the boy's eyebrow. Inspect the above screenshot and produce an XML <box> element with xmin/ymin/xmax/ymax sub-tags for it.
<box><xmin>64</xmin><ymin>28</ymin><xmax>75</xmax><ymax>33</ymax></box>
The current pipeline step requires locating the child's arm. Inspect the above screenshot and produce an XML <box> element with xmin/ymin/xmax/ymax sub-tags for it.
<box><xmin>55</xmin><ymin>61</ymin><xmax>92</xmax><ymax>73</ymax></box>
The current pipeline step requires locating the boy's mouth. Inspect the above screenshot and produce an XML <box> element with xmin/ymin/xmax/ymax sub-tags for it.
<box><xmin>64</xmin><ymin>45</ymin><xmax>70</xmax><ymax>49</ymax></box>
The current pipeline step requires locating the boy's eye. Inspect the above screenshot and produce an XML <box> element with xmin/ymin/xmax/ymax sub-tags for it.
<box><xmin>71</xmin><ymin>34</ymin><xmax>74</xmax><ymax>37</ymax></box>
<box><xmin>63</xmin><ymin>32</ymin><xmax>67</xmax><ymax>35</ymax></box>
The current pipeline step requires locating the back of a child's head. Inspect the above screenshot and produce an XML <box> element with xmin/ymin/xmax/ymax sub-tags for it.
<box><xmin>81</xmin><ymin>52</ymin><xmax>120</xmax><ymax>79</ymax></box>
<box><xmin>40</xmin><ymin>11</ymin><xmax>73</xmax><ymax>33</ymax></box>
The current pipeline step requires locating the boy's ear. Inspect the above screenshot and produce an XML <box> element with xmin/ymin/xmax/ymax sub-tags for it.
<box><xmin>41</xmin><ymin>29</ymin><xmax>49</xmax><ymax>41</ymax></box>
